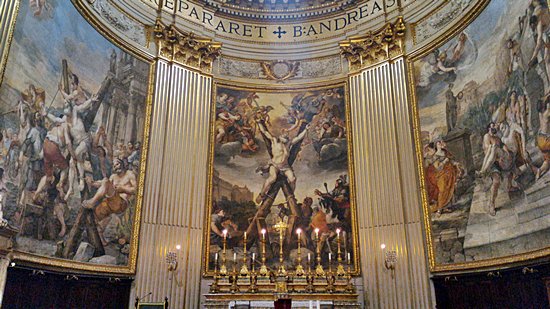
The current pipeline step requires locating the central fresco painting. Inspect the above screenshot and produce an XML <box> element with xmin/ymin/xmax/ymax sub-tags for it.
<box><xmin>412</xmin><ymin>0</ymin><xmax>550</xmax><ymax>269</ymax></box>
<box><xmin>204</xmin><ymin>84</ymin><xmax>358</xmax><ymax>274</ymax></box>
<box><xmin>0</xmin><ymin>2</ymin><xmax>150</xmax><ymax>271</ymax></box>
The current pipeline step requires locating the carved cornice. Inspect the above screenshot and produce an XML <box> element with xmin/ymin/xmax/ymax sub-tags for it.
<box><xmin>339</xmin><ymin>17</ymin><xmax>406</xmax><ymax>72</ymax></box>
<box><xmin>150</xmin><ymin>20</ymin><xmax>222</xmax><ymax>73</ymax></box>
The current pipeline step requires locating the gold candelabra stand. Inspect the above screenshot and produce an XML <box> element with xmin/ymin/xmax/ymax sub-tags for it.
<box><xmin>295</xmin><ymin>229</ymin><xmax>305</xmax><ymax>277</ymax></box>
<box><xmin>336</xmin><ymin>229</ymin><xmax>346</xmax><ymax>276</ymax></box>
<box><xmin>207</xmin><ymin>227</ymin><xmax>357</xmax><ymax>296</ymax></box>
<box><xmin>315</xmin><ymin>229</ymin><xmax>325</xmax><ymax>276</ymax></box>
<box><xmin>240</xmin><ymin>232</ymin><xmax>249</xmax><ymax>276</ymax></box>
<box><xmin>220</xmin><ymin>230</ymin><xmax>228</xmax><ymax>276</ymax></box>
<box><xmin>274</xmin><ymin>220</ymin><xmax>288</xmax><ymax>276</ymax></box>
<box><xmin>259</xmin><ymin>229</ymin><xmax>268</xmax><ymax>277</ymax></box>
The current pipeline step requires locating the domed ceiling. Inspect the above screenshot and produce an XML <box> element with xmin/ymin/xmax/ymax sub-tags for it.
<box><xmin>199</xmin><ymin>0</ymin><xmax>359</xmax><ymax>20</ymax></box>
<box><xmin>79</xmin><ymin>0</ymin><xmax>484</xmax><ymax>62</ymax></box>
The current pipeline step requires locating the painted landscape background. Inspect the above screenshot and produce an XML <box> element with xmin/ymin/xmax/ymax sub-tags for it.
<box><xmin>414</xmin><ymin>0</ymin><xmax>550</xmax><ymax>265</ymax></box>
<box><xmin>205</xmin><ymin>85</ymin><xmax>358</xmax><ymax>273</ymax></box>
<box><xmin>0</xmin><ymin>1</ymin><xmax>150</xmax><ymax>267</ymax></box>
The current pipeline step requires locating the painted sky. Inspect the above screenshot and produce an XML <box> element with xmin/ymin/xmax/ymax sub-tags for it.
<box><xmin>415</xmin><ymin>0</ymin><xmax>529</xmax><ymax>134</ymax></box>
<box><xmin>2</xmin><ymin>1</ymin><xmax>119</xmax><ymax>109</ymax></box>
<box><xmin>215</xmin><ymin>88</ymin><xmax>349</xmax><ymax>206</ymax></box>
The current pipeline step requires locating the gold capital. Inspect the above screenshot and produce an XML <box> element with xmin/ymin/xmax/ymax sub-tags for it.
<box><xmin>340</xmin><ymin>17</ymin><xmax>406</xmax><ymax>72</ymax></box>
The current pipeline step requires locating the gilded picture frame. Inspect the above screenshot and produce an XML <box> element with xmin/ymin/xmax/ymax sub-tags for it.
<box><xmin>202</xmin><ymin>80</ymin><xmax>361</xmax><ymax>277</ymax></box>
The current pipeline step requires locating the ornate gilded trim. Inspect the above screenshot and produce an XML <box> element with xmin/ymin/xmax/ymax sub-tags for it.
<box><xmin>340</xmin><ymin>16</ymin><xmax>406</xmax><ymax>72</ymax></box>
<box><xmin>150</xmin><ymin>20</ymin><xmax>222</xmax><ymax>73</ymax></box>
<box><xmin>0</xmin><ymin>0</ymin><xmax>21</xmax><ymax>88</ymax></box>
<box><xmin>260</xmin><ymin>60</ymin><xmax>301</xmax><ymax>82</ymax></box>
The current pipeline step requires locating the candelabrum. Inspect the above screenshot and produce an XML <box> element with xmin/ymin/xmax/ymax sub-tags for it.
<box><xmin>336</xmin><ymin>229</ymin><xmax>345</xmax><ymax>276</ymax></box>
<box><xmin>274</xmin><ymin>220</ymin><xmax>288</xmax><ymax>276</ymax></box>
<box><xmin>314</xmin><ymin>229</ymin><xmax>325</xmax><ymax>276</ymax></box>
<box><xmin>166</xmin><ymin>250</ymin><xmax>179</xmax><ymax>301</ymax></box>
<box><xmin>220</xmin><ymin>230</ymin><xmax>228</xmax><ymax>276</ymax></box>
<box><xmin>384</xmin><ymin>250</ymin><xmax>397</xmax><ymax>278</ymax></box>
<box><xmin>248</xmin><ymin>253</ymin><xmax>258</xmax><ymax>293</ymax></box>
<box><xmin>259</xmin><ymin>229</ymin><xmax>268</xmax><ymax>277</ymax></box>
<box><xmin>345</xmin><ymin>257</ymin><xmax>355</xmax><ymax>293</ymax></box>
<box><xmin>240</xmin><ymin>232</ymin><xmax>249</xmax><ymax>276</ymax></box>
<box><xmin>295</xmin><ymin>229</ymin><xmax>305</xmax><ymax>277</ymax></box>
<box><xmin>210</xmin><ymin>254</ymin><xmax>220</xmax><ymax>293</ymax></box>
<box><xmin>166</xmin><ymin>251</ymin><xmax>178</xmax><ymax>272</ymax></box>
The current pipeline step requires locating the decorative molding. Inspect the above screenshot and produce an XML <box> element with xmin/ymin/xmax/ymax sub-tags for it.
<box><xmin>217</xmin><ymin>56</ymin><xmax>342</xmax><ymax>81</ymax></box>
<box><xmin>411</xmin><ymin>0</ymin><xmax>474</xmax><ymax>45</ymax></box>
<box><xmin>259</xmin><ymin>60</ymin><xmax>301</xmax><ymax>82</ymax></box>
<box><xmin>87</xmin><ymin>0</ymin><xmax>146</xmax><ymax>46</ymax></box>
<box><xmin>340</xmin><ymin>17</ymin><xmax>406</xmax><ymax>72</ymax></box>
<box><xmin>151</xmin><ymin>21</ymin><xmax>222</xmax><ymax>73</ymax></box>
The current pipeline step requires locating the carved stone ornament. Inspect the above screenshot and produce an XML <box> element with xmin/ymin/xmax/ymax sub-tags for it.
<box><xmin>260</xmin><ymin>60</ymin><xmax>301</xmax><ymax>82</ymax></box>
<box><xmin>150</xmin><ymin>20</ymin><xmax>222</xmax><ymax>73</ymax></box>
<box><xmin>339</xmin><ymin>16</ymin><xmax>406</xmax><ymax>72</ymax></box>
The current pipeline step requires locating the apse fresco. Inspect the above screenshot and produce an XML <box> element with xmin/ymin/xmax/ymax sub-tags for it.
<box><xmin>0</xmin><ymin>2</ymin><xmax>150</xmax><ymax>269</ymax></box>
<box><xmin>204</xmin><ymin>85</ymin><xmax>358</xmax><ymax>274</ymax></box>
<box><xmin>413</xmin><ymin>0</ymin><xmax>550</xmax><ymax>267</ymax></box>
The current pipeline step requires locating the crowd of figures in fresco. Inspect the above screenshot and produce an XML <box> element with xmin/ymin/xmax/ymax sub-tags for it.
<box><xmin>208</xmin><ymin>87</ymin><xmax>356</xmax><ymax>271</ymax></box>
<box><xmin>415</xmin><ymin>0</ymin><xmax>550</xmax><ymax>264</ymax></box>
<box><xmin>0</xmin><ymin>2</ymin><xmax>149</xmax><ymax>266</ymax></box>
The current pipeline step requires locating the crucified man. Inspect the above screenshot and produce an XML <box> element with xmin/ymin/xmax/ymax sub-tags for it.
<box><xmin>255</xmin><ymin>119</ymin><xmax>310</xmax><ymax>204</ymax></box>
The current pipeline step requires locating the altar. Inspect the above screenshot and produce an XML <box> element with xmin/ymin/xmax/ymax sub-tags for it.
<box><xmin>204</xmin><ymin>293</ymin><xmax>360</xmax><ymax>309</ymax></box>
<box><xmin>204</xmin><ymin>223</ymin><xmax>360</xmax><ymax>309</ymax></box>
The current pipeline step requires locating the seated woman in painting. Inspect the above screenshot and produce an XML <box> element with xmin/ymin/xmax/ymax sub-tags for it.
<box><xmin>424</xmin><ymin>141</ymin><xmax>462</xmax><ymax>215</ymax></box>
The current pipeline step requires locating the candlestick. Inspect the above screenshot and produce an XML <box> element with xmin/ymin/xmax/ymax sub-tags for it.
<box><xmin>259</xmin><ymin>228</ymin><xmax>268</xmax><ymax>276</ymax></box>
<box><xmin>336</xmin><ymin>228</ymin><xmax>345</xmax><ymax>276</ymax></box>
<box><xmin>274</xmin><ymin>220</ymin><xmax>288</xmax><ymax>276</ymax></box>
<box><xmin>315</xmin><ymin>228</ymin><xmax>324</xmax><ymax>276</ymax></box>
<box><xmin>220</xmin><ymin>230</ymin><xmax>228</xmax><ymax>276</ymax></box>
<box><xmin>240</xmin><ymin>232</ymin><xmax>249</xmax><ymax>276</ymax></box>
<box><xmin>308</xmin><ymin>253</ymin><xmax>312</xmax><ymax>273</ymax></box>
<box><xmin>232</xmin><ymin>252</ymin><xmax>237</xmax><ymax>275</ymax></box>
<box><xmin>295</xmin><ymin>228</ymin><xmax>304</xmax><ymax>276</ymax></box>
<box><xmin>328</xmin><ymin>253</ymin><xmax>332</xmax><ymax>273</ymax></box>
<box><xmin>210</xmin><ymin>250</ymin><xmax>220</xmax><ymax>293</ymax></box>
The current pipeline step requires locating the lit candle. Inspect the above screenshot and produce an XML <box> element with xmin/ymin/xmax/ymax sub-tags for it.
<box><xmin>215</xmin><ymin>253</ymin><xmax>218</xmax><ymax>263</ymax></box>
<box><xmin>308</xmin><ymin>253</ymin><xmax>311</xmax><ymax>263</ymax></box>
<box><xmin>244</xmin><ymin>231</ymin><xmax>247</xmax><ymax>240</ymax></box>
<box><xmin>336</xmin><ymin>228</ymin><xmax>341</xmax><ymax>240</ymax></box>
<box><xmin>252</xmin><ymin>253</ymin><xmax>255</xmax><ymax>263</ymax></box>
<box><xmin>261</xmin><ymin>229</ymin><xmax>266</xmax><ymax>240</ymax></box>
<box><xmin>296</xmin><ymin>228</ymin><xmax>302</xmax><ymax>236</ymax></box>
<box><xmin>329</xmin><ymin>253</ymin><xmax>332</xmax><ymax>263</ymax></box>
<box><xmin>233</xmin><ymin>252</ymin><xmax>236</xmax><ymax>262</ymax></box>
<box><xmin>315</xmin><ymin>228</ymin><xmax>320</xmax><ymax>239</ymax></box>
<box><xmin>347</xmin><ymin>253</ymin><xmax>351</xmax><ymax>264</ymax></box>
<box><xmin>223</xmin><ymin>229</ymin><xmax>228</xmax><ymax>240</ymax></box>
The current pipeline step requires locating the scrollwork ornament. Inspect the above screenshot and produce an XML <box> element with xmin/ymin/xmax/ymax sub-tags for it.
<box><xmin>260</xmin><ymin>60</ymin><xmax>301</xmax><ymax>82</ymax></box>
